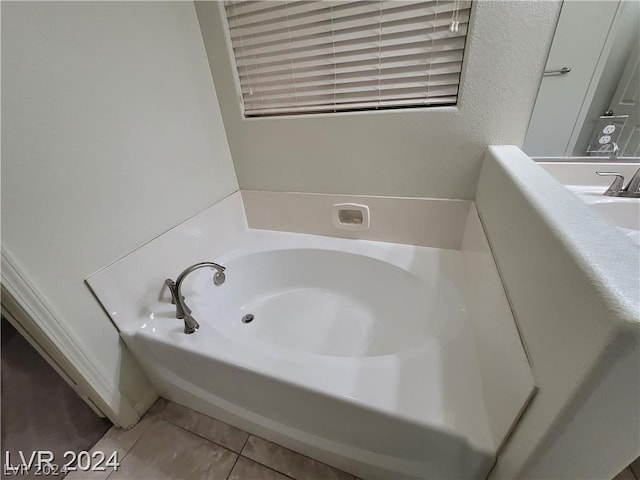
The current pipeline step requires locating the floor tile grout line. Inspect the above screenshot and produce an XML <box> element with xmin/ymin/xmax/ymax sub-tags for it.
<box><xmin>111</xmin><ymin>402</ymin><xmax>353</xmax><ymax>480</ymax></box>
<box><xmin>157</xmin><ymin>403</ymin><xmax>352</xmax><ymax>478</ymax></box>
<box><xmin>156</xmin><ymin>416</ymin><xmax>247</xmax><ymax>455</ymax></box>
<box><xmin>103</xmin><ymin>413</ymin><xmax>244</xmax><ymax>480</ymax></box>
<box><xmin>237</xmin><ymin>435</ymin><xmax>299</xmax><ymax>480</ymax></box>
<box><xmin>160</xmin><ymin>401</ymin><xmax>250</xmax><ymax>440</ymax></box>
<box><xmin>239</xmin><ymin>433</ymin><xmax>251</xmax><ymax>455</ymax></box>
<box><xmin>104</xmin><ymin>415</ymin><xmax>158</xmax><ymax>480</ymax></box>
<box><xmin>225</xmin><ymin>451</ymin><xmax>242</xmax><ymax>480</ymax></box>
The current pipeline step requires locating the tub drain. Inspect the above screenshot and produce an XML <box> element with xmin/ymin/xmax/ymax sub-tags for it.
<box><xmin>242</xmin><ymin>314</ymin><xmax>255</xmax><ymax>324</ymax></box>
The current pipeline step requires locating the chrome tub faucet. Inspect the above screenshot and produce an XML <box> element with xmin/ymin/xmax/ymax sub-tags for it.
<box><xmin>165</xmin><ymin>262</ymin><xmax>226</xmax><ymax>334</ymax></box>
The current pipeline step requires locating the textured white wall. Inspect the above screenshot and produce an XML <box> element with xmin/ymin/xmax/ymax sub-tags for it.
<box><xmin>195</xmin><ymin>0</ymin><xmax>562</xmax><ymax>199</ymax></box>
<box><xmin>477</xmin><ymin>147</ymin><xmax>640</xmax><ymax>478</ymax></box>
<box><xmin>1</xmin><ymin>1</ymin><xmax>238</xmax><ymax>422</ymax></box>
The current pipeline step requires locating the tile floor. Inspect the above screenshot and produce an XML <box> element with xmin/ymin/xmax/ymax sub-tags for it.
<box><xmin>64</xmin><ymin>397</ymin><xmax>639</xmax><ymax>480</ymax></box>
<box><xmin>614</xmin><ymin>456</ymin><xmax>640</xmax><ymax>480</ymax></box>
<box><xmin>65</xmin><ymin>398</ymin><xmax>357</xmax><ymax>480</ymax></box>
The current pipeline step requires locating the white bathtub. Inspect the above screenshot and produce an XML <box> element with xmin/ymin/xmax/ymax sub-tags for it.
<box><xmin>195</xmin><ymin>248</ymin><xmax>451</xmax><ymax>357</ymax></box>
<box><xmin>88</xmin><ymin>192</ymin><xmax>534</xmax><ymax>480</ymax></box>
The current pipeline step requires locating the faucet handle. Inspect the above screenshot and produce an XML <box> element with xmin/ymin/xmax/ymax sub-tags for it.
<box><xmin>164</xmin><ymin>279</ymin><xmax>191</xmax><ymax>317</ymax></box>
<box><xmin>596</xmin><ymin>171</ymin><xmax>625</xmax><ymax>195</ymax></box>
<box><xmin>624</xmin><ymin>168</ymin><xmax>640</xmax><ymax>193</ymax></box>
<box><xmin>165</xmin><ymin>279</ymin><xmax>179</xmax><ymax>305</ymax></box>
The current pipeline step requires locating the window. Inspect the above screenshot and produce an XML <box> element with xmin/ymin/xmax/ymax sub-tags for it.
<box><xmin>223</xmin><ymin>0</ymin><xmax>471</xmax><ymax>117</ymax></box>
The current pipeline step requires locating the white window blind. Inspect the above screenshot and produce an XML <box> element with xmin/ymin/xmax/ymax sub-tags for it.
<box><xmin>223</xmin><ymin>0</ymin><xmax>471</xmax><ymax>117</ymax></box>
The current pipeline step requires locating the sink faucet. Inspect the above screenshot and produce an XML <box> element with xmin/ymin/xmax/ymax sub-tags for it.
<box><xmin>596</xmin><ymin>168</ymin><xmax>640</xmax><ymax>198</ymax></box>
<box><xmin>164</xmin><ymin>262</ymin><xmax>226</xmax><ymax>334</ymax></box>
<box><xmin>610</xmin><ymin>142</ymin><xmax>620</xmax><ymax>159</ymax></box>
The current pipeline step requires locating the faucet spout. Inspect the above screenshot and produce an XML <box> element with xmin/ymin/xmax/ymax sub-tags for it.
<box><xmin>165</xmin><ymin>262</ymin><xmax>226</xmax><ymax>334</ymax></box>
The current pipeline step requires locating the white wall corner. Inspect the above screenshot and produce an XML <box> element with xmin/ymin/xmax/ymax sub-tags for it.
<box><xmin>1</xmin><ymin>247</ymin><xmax>143</xmax><ymax>428</ymax></box>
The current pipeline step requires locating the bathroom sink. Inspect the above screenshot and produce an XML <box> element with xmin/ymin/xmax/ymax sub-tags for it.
<box><xmin>588</xmin><ymin>201</ymin><xmax>640</xmax><ymax>232</ymax></box>
<box><xmin>567</xmin><ymin>186</ymin><xmax>640</xmax><ymax>245</ymax></box>
<box><xmin>539</xmin><ymin>162</ymin><xmax>640</xmax><ymax>246</ymax></box>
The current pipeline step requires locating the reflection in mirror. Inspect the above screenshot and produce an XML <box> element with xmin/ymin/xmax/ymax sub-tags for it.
<box><xmin>524</xmin><ymin>0</ymin><xmax>639</xmax><ymax>158</ymax></box>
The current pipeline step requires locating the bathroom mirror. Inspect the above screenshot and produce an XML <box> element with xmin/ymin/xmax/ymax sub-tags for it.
<box><xmin>523</xmin><ymin>0</ymin><xmax>639</xmax><ymax>158</ymax></box>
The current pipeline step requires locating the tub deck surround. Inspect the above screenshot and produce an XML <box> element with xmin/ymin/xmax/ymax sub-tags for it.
<box><xmin>241</xmin><ymin>191</ymin><xmax>472</xmax><ymax>250</ymax></box>
<box><xmin>86</xmin><ymin>192</ymin><xmax>534</xmax><ymax>480</ymax></box>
